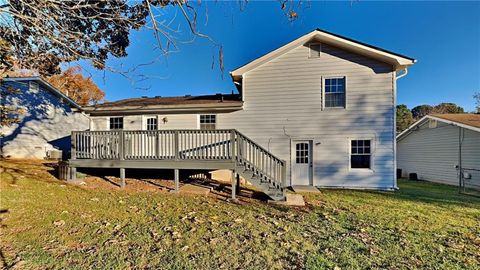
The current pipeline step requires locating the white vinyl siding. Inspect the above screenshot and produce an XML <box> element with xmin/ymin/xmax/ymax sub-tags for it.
<box><xmin>88</xmin><ymin>42</ymin><xmax>396</xmax><ymax>189</ymax></box>
<box><xmin>397</xmin><ymin>121</ymin><xmax>480</xmax><ymax>188</ymax></box>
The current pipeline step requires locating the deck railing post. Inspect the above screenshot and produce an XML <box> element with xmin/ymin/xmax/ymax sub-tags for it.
<box><xmin>71</xmin><ymin>132</ymin><xmax>77</xmax><ymax>160</ymax></box>
<box><xmin>230</xmin><ymin>130</ymin><xmax>236</xmax><ymax>162</ymax></box>
<box><xmin>119</xmin><ymin>130</ymin><xmax>125</xmax><ymax>160</ymax></box>
<box><xmin>174</xmin><ymin>130</ymin><xmax>179</xmax><ymax>160</ymax></box>
<box><xmin>281</xmin><ymin>160</ymin><xmax>287</xmax><ymax>197</ymax></box>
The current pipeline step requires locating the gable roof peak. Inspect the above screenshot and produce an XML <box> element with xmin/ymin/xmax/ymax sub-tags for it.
<box><xmin>231</xmin><ymin>28</ymin><xmax>416</xmax><ymax>80</ymax></box>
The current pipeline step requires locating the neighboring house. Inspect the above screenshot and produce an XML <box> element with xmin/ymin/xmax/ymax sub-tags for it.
<box><xmin>0</xmin><ymin>77</ymin><xmax>89</xmax><ymax>159</ymax></box>
<box><xmin>72</xmin><ymin>28</ymin><xmax>416</xmax><ymax>200</ymax></box>
<box><xmin>397</xmin><ymin>114</ymin><xmax>480</xmax><ymax>188</ymax></box>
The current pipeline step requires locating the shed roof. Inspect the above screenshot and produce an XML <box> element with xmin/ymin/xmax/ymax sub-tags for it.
<box><xmin>397</xmin><ymin>114</ymin><xmax>480</xmax><ymax>141</ymax></box>
<box><xmin>430</xmin><ymin>114</ymin><xmax>480</xmax><ymax>129</ymax></box>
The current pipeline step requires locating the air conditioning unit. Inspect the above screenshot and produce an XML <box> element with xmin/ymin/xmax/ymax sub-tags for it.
<box><xmin>46</xmin><ymin>149</ymin><xmax>63</xmax><ymax>160</ymax></box>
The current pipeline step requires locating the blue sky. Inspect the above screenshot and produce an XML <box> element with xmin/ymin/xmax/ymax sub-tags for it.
<box><xmin>81</xmin><ymin>1</ymin><xmax>480</xmax><ymax>112</ymax></box>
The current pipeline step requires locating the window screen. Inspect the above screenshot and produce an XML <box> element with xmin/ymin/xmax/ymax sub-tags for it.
<box><xmin>146</xmin><ymin>117</ymin><xmax>158</xmax><ymax>130</ymax></box>
<box><xmin>325</xmin><ymin>77</ymin><xmax>346</xmax><ymax>108</ymax></box>
<box><xmin>199</xmin><ymin>115</ymin><xmax>216</xmax><ymax>130</ymax></box>
<box><xmin>351</xmin><ymin>140</ymin><xmax>371</xmax><ymax>169</ymax></box>
<box><xmin>295</xmin><ymin>143</ymin><xmax>309</xmax><ymax>164</ymax></box>
<box><xmin>109</xmin><ymin>117</ymin><xmax>123</xmax><ymax>130</ymax></box>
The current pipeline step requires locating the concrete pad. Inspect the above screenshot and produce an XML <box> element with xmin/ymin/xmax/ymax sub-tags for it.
<box><xmin>292</xmin><ymin>185</ymin><xmax>321</xmax><ymax>193</ymax></box>
<box><xmin>178</xmin><ymin>184</ymin><xmax>211</xmax><ymax>196</ymax></box>
<box><xmin>268</xmin><ymin>193</ymin><xmax>305</xmax><ymax>206</ymax></box>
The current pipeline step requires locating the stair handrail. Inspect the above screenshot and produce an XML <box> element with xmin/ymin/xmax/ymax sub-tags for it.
<box><xmin>233</xmin><ymin>130</ymin><xmax>286</xmax><ymax>191</ymax></box>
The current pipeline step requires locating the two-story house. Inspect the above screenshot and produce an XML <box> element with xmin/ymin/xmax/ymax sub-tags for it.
<box><xmin>72</xmin><ymin>29</ymin><xmax>415</xmax><ymax>201</ymax></box>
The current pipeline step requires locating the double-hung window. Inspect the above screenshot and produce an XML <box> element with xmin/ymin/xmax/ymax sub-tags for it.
<box><xmin>146</xmin><ymin>117</ymin><xmax>158</xmax><ymax>130</ymax></box>
<box><xmin>109</xmin><ymin>117</ymin><xmax>123</xmax><ymax>130</ymax></box>
<box><xmin>324</xmin><ymin>77</ymin><xmax>346</xmax><ymax>108</ymax></box>
<box><xmin>350</xmin><ymin>139</ymin><xmax>372</xmax><ymax>169</ymax></box>
<box><xmin>199</xmin><ymin>115</ymin><xmax>216</xmax><ymax>130</ymax></box>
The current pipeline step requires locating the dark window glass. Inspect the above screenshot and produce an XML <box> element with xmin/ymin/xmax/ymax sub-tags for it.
<box><xmin>351</xmin><ymin>140</ymin><xmax>371</xmax><ymax>169</ymax></box>
<box><xmin>200</xmin><ymin>115</ymin><xmax>216</xmax><ymax>130</ymax></box>
<box><xmin>325</xmin><ymin>77</ymin><xmax>346</xmax><ymax>108</ymax></box>
<box><xmin>146</xmin><ymin>117</ymin><xmax>157</xmax><ymax>130</ymax></box>
<box><xmin>109</xmin><ymin>117</ymin><xmax>123</xmax><ymax>130</ymax></box>
<box><xmin>295</xmin><ymin>143</ymin><xmax>309</xmax><ymax>164</ymax></box>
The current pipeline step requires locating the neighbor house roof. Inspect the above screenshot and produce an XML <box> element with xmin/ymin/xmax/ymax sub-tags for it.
<box><xmin>2</xmin><ymin>76</ymin><xmax>81</xmax><ymax>109</ymax></box>
<box><xmin>83</xmin><ymin>93</ymin><xmax>243</xmax><ymax>115</ymax></box>
<box><xmin>230</xmin><ymin>28</ymin><xmax>416</xmax><ymax>80</ymax></box>
<box><xmin>397</xmin><ymin>114</ymin><xmax>480</xmax><ymax>141</ymax></box>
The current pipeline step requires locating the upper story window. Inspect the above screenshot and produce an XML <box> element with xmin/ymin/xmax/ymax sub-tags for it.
<box><xmin>199</xmin><ymin>114</ymin><xmax>216</xmax><ymax>130</ymax></box>
<box><xmin>309</xmin><ymin>43</ymin><xmax>321</xmax><ymax>58</ymax></box>
<box><xmin>146</xmin><ymin>117</ymin><xmax>158</xmax><ymax>130</ymax></box>
<box><xmin>351</xmin><ymin>139</ymin><xmax>371</xmax><ymax>169</ymax></box>
<box><xmin>109</xmin><ymin>117</ymin><xmax>123</xmax><ymax>130</ymax></box>
<box><xmin>324</xmin><ymin>77</ymin><xmax>346</xmax><ymax>108</ymax></box>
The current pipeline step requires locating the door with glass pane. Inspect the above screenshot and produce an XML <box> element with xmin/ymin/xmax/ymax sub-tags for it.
<box><xmin>291</xmin><ymin>140</ymin><xmax>313</xmax><ymax>185</ymax></box>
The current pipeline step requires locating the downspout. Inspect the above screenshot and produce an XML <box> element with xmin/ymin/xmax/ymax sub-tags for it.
<box><xmin>392</xmin><ymin>67</ymin><xmax>408</xmax><ymax>190</ymax></box>
<box><xmin>458</xmin><ymin>127</ymin><xmax>464</xmax><ymax>192</ymax></box>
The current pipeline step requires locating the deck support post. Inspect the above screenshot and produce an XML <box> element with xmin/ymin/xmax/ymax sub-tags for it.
<box><xmin>69</xmin><ymin>167</ymin><xmax>77</xmax><ymax>181</ymax></box>
<box><xmin>231</xmin><ymin>169</ymin><xmax>237</xmax><ymax>200</ymax></box>
<box><xmin>120</xmin><ymin>168</ymin><xmax>126</xmax><ymax>188</ymax></box>
<box><xmin>174</xmin><ymin>169</ymin><xmax>180</xmax><ymax>192</ymax></box>
<box><xmin>235</xmin><ymin>173</ymin><xmax>240</xmax><ymax>195</ymax></box>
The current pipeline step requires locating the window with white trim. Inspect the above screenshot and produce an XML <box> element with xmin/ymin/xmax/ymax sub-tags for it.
<box><xmin>199</xmin><ymin>115</ymin><xmax>216</xmax><ymax>130</ymax></box>
<box><xmin>351</xmin><ymin>139</ymin><xmax>371</xmax><ymax>169</ymax></box>
<box><xmin>146</xmin><ymin>117</ymin><xmax>158</xmax><ymax>130</ymax></box>
<box><xmin>309</xmin><ymin>43</ymin><xmax>321</xmax><ymax>58</ymax></box>
<box><xmin>324</xmin><ymin>77</ymin><xmax>346</xmax><ymax>108</ymax></box>
<box><xmin>109</xmin><ymin>117</ymin><xmax>123</xmax><ymax>130</ymax></box>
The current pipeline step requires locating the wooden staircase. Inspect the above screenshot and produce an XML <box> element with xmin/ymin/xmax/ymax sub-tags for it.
<box><xmin>233</xmin><ymin>131</ymin><xmax>286</xmax><ymax>201</ymax></box>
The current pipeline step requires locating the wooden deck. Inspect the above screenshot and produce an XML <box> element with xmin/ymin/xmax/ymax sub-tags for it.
<box><xmin>68</xmin><ymin>129</ymin><xmax>287</xmax><ymax>200</ymax></box>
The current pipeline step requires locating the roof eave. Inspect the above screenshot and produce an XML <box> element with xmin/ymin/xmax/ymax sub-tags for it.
<box><xmin>83</xmin><ymin>102</ymin><xmax>244</xmax><ymax>115</ymax></box>
<box><xmin>231</xmin><ymin>29</ymin><xmax>416</xmax><ymax>77</ymax></box>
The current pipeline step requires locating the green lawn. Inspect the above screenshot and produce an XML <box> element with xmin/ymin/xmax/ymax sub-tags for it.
<box><xmin>1</xmin><ymin>160</ymin><xmax>479</xmax><ymax>269</ymax></box>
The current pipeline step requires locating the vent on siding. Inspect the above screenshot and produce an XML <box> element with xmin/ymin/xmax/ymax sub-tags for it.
<box><xmin>428</xmin><ymin>119</ymin><xmax>437</xmax><ymax>128</ymax></box>
<box><xmin>309</xmin><ymin>43</ymin><xmax>321</xmax><ymax>58</ymax></box>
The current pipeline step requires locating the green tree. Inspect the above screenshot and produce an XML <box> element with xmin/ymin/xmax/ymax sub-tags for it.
<box><xmin>396</xmin><ymin>104</ymin><xmax>414</xmax><ymax>133</ymax></box>
<box><xmin>411</xmin><ymin>104</ymin><xmax>433</xmax><ymax>120</ymax></box>
<box><xmin>431</xmin><ymin>103</ymin><xmax>464</xmax><ymax>114</ymax></box>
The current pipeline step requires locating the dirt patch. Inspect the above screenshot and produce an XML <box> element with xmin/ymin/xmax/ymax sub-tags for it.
<box><xmin>73</xmin><ymin>175</ymin><xmax>176</xmax><ymax>193</ymax></box>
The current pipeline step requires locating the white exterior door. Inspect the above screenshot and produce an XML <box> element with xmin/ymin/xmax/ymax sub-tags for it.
<box><xmin>291</xmin><ymin>140</ymin><xmax>313</xmax><ymax>185</ymax></box>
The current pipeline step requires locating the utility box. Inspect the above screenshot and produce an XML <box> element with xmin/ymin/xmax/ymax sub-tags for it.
<box><xmin>46</xmin><ymin>149</ymin><xmax>63</xmax><ymax>160</ymax></box>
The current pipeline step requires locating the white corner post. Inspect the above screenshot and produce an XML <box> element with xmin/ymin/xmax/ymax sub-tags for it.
<box><xmin>120</xmin><ymin>168</ymin><xmax>126</xmax><ymax>188</ymax></box>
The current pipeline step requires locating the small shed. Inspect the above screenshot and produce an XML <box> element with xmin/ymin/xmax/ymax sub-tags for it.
<box><xmin>397</xmin><ymin>114</ymin><xmax>480</xmax><ymax>189</ymax></box>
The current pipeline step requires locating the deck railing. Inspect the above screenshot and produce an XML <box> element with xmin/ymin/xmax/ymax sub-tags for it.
<box><xmin>71</xmin><ymin>129</ymin><xmax>286</xmax><ymax>190</ymax></box>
